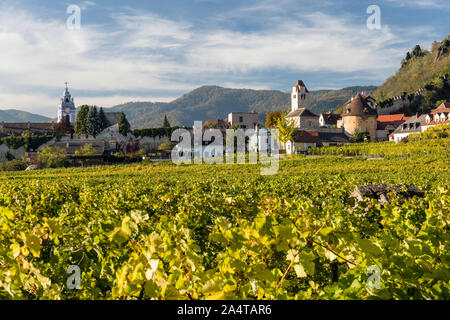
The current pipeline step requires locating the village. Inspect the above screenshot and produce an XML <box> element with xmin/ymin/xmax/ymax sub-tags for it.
<box><xmin>0</xmin><ymin>80</ymin><xmax>448</xmax><ymax>169</ymax></box>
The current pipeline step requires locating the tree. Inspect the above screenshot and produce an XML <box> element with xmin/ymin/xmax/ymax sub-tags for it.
<box><xmin>55</xmin><ymin>115</ymin><xmax>74</xmax><ymax>135</ymax></box>
<box><xmin>1</xmin><ymin>159</ymin><xmax>27</xmax><ymax>171</ymax></box>
<box><xmin>86</xmin><ymin>106</ymin><xmax>100</xmax><ymax>138</ymax></box>
<box><xmin>74</xmin><ymin>143</ymin><xmax>100</xmax><ymax>156</ymax></box>
<box><xmin>270</xmin><ymin>112</ymin><xmax>296</xmax><ymax>145</ymax></box>
<box><xmin>158</xmin><ymin>141</ymin><xmax>175</xmax><ymax>151</ymax></box>
<box><xmin>75</xmin><ymin>105</ymin><xmax>90</xmax><ymax>137</ymax></box>
<box><xmin>350</xmin><ymin>130</ymin><xmax>368</xmax><ymax>143</ymax></box>
<box><xmin>163</xmin><ymin>115</ymin><xmax>170</xmax><ymax>128</ymax></box>
<box><xmin>435</xmin><ymin>99</ymin><xmax>447</xmax><ymax>107</ymax></box>
<box><xmin>98</xmin><ymin>107</ymin><xmax>109</xmax><ymax>131</ymax></box>
<box><xmin>118</xmin><ymin>112</ymin><xmax>130</xmax><ymax>136</ymax></box>
<box><xmin>40</xmin><ymin>146</ymin><xmax>68</xmax><ymax>168</ymax></box>
<box><xmin>265</xmin><ymin>111</ymin><xmax>283</xmax><ymax>128</ymax></box>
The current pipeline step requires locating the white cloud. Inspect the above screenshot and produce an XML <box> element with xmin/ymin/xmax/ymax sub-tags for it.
<box><xmin>0</xmin><ymin>3</ymin><xmax>440</xmax><ymax>116</ymax></box>
<box><xmin>185</xmin><ymin>12</ymin><xmax>403</xmax><ymax>77</ymax></box>
<box><xmin>0</xmin><ymin>92</ymin><xmax>57</xmax><ymax>117</ymax></box>
<box><xmin>384</xmin><ymin>0</ymin><xmax>449</xmax><ymax>9</ymax></box>
<box><xmin>112</xmin><ymin>10</ymin><xmax>192</xmax><ymax>49</ymax></box>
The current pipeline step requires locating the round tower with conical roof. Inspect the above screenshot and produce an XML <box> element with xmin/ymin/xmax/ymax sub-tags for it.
<box><xmin>341</xmin><ymin>93</ymin><xmax>377</xmax><ymax>141</ymax></box>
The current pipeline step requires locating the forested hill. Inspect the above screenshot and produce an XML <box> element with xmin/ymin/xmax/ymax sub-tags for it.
<box><xmin>0</xmin><ymin>86</ymin><xmax>378</xmax><ymax>127</ymax></box>
<box><xmin>0</xmin><ymin>109</ymin><xmax>52</xmax><ymax>122</ymax></box>
<box><xmin>108</xmin><ymin>85</ymin><xmax>377</xmax><ymax>128</ymax></box>
<box><xmin>374</xmin><ymin>35</ymin><xmax>450</xmax><ymax>112</ymax></box>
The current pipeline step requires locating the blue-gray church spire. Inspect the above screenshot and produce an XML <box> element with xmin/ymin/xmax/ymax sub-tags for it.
<box><xmin>58</xmin><ymin>82</ymin><xmax>76</xmax><ymax>123</ymax></box>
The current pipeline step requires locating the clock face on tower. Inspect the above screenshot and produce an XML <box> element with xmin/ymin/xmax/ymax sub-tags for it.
<box><xmin>65</xmin><ymin>108</ymin><xmax>71</xmax><ymax>113</ymax></box>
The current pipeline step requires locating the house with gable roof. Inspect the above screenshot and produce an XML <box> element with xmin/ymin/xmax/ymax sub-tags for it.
<box><xmin>376</xmin><ymin>114</ymin><xmax>409</xmax><ymax>141</ymax></box>
<box><xmin>421</xmin><ymin>102</ymin><xmax>450</xmax><ymax>130</ymax></box>
<box><xmin>390</xmin><ymin>114</ymin><xmax>427</xmax><ymax>142</ymax></box>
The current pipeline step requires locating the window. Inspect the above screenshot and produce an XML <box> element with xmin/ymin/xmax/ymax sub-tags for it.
<box><xmin>293</xmin><ymin>95</ymin><xmax>296</xmax><ymax>99</ymax></box>
<box><xmin>239</xmin><ymin>116</ymin><xmax>243</xmax><ymax>122</ymax></box>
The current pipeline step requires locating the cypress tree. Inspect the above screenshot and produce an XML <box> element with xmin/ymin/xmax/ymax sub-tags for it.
<box><xmin>86</xmin><ymin>106</ymin><xmax>100</xmax><ymax>138</ymax></box>
<box><xmin>98</xmin><ymin>107</ymin><xmax>109</xmax><ymax>131</ymax></box>
<box><xmin>118</xmin><ymin>112</ymin><xmax>130</xmax><ymax>136</ymax></box>
<box><xmin>163</xmin><ymin>115</ymin><xmax>170</xmax><ymax>128</ymax></box>
<box><xmin>75</xmin><ymin>105</ymin><xmax>90</xmax><ymax>137</ymax></box>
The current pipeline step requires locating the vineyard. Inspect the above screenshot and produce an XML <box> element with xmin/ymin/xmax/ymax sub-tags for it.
<box><xmin>0</xmin><ymin>139</ymin><xmax>448</xmax><ymax>300</ymax></box>
<box><xmin>310</xmin><ymin>137</ymin><xmax>449</xmax><ymax>156</ymax></box>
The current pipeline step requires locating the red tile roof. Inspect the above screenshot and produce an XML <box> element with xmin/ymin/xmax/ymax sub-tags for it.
<box><xmin>294</xmin><ymin>80</ymin><xmax>309</xmax><ymax>93</ymax></box>
<box><xmin>430</xmin><ymin>102</ymin><xmax>450</xmax><ymax>114</ymax></box>
<box><xmin>377</xmin><ymin>114</ymin><xmax>407</xmax><ymax>130</ymax></box>
<box><xmin>377</xmin><ymin>114</ymin><xmax>405</xmax><ymax>122</ymax></box>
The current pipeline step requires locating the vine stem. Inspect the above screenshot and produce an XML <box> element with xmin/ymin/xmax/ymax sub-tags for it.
<box><xmin>289</xmin><ymin>217</ymin><xmax>358</xmax><ymax>266</ymax></box>
<box><xmin>311</xmin><ymin>240</ymin><xmax>357</xmax><ymax>266</ymax></box>
<box><xmin>275</xmin><ymin>224</ymin><xmax>325</xmax><ymax>291</ymax></box>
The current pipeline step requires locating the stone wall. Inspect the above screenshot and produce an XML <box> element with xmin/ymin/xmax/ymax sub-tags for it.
<box><xmin>376</xmin><ymin>89</ymin><xmax>423</xmax><ymax>115</ymax></box>
<box><xmin>290</xmin><ymin>116</ymin><xmax>319</xmax><ymax>130</ymax></box>
<box><xmin>138</xmin><ymin>135</ymin><xmax>170</xmax><ymax>152</ymax></box>
<box><xmin>0</xmin><ymin>144</ymin><xmax>26</xmax><ymax>163</ymax></box>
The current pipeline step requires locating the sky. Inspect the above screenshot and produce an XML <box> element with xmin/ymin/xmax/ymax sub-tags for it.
<box><xmin>0</xmin><ymin>0</ymin><xmax>449</xmax><ymax>117</ymax></box>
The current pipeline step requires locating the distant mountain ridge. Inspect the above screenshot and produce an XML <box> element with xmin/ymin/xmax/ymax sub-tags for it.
<box><xmin>0</xmin><ymin>109</ymin><xmax>52</xmax><ymax>122</ymax></box>
<box><xmin>0</xmin><ymin>85</ymin><xmax>378</xmax><ymax>128</ymax></box>
<box><xmin>108</xmin><ymin>85</ymin><xmax>378</xmax><ymax>128</ymax></box>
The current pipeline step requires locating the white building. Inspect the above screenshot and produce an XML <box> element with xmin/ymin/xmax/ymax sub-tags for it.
<box><xmin>391</xmin><ymin>114</ymin><xmax>427</xmax><ymax>142</ymax></box>
<box><xmin>58</xmin><ymin>82</ymin><xmax>76</xmax><ymax>123</ymax></box>
<box><xmin>285</xmin><ymin>80</ymin><xmax>319</xmax><ymax>130</ymax></box>
<box><xmin>319</xmin><ymin>112</ymin><xmax>341</xmax><ymax>128</ymax></box>
<box><xmin>291</xmin><ymin>80</ymin><xmax>310</xmax><ymax>112</ymax></box>
<box><xmin>285</xmin><ymin>130</ymin><xmax>321</xmax><ymax>154</ymax></box>
<box><xmin>421</xmin><ymin>103</ymin><xmax>450</xmax><ymax>131</ymax></box>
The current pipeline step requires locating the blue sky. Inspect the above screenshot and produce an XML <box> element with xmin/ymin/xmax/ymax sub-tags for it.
<box><xmin>0</xmin><ymin>0</ymin><xmax>449</xmax><ymax>117</ymax></box>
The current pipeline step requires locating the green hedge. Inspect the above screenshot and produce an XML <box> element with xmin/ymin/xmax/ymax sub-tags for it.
<box><xmin>132</xmin><ymin>127</ymin><xmax>182</xmax><ymax>138</ymax></box>
<box><xmin>1</xmin><ymin>135</ymin><xmax>54</xmax><ymax>151</ymax></box>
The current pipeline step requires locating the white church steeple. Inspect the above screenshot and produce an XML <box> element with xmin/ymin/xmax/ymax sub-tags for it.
<box><xmin>291</xmin><ymin>80</ymin><xmax>310</xmax><ymax>112</ymax></box>
<box><xmin>58</xmin><ymin>82</ymin><xmax>76</xmax><ymax>123</ymax></box>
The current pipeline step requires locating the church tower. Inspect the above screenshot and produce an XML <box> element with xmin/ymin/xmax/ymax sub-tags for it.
<box><xmin>291</xmin><ymin>80</ymin><xmax>310</xmax><ymax>112</ymax></box>
<box><xmin>58</xmin><ymin>82</ymin><xmax>76</xmax><ymax>123</ymax></box>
